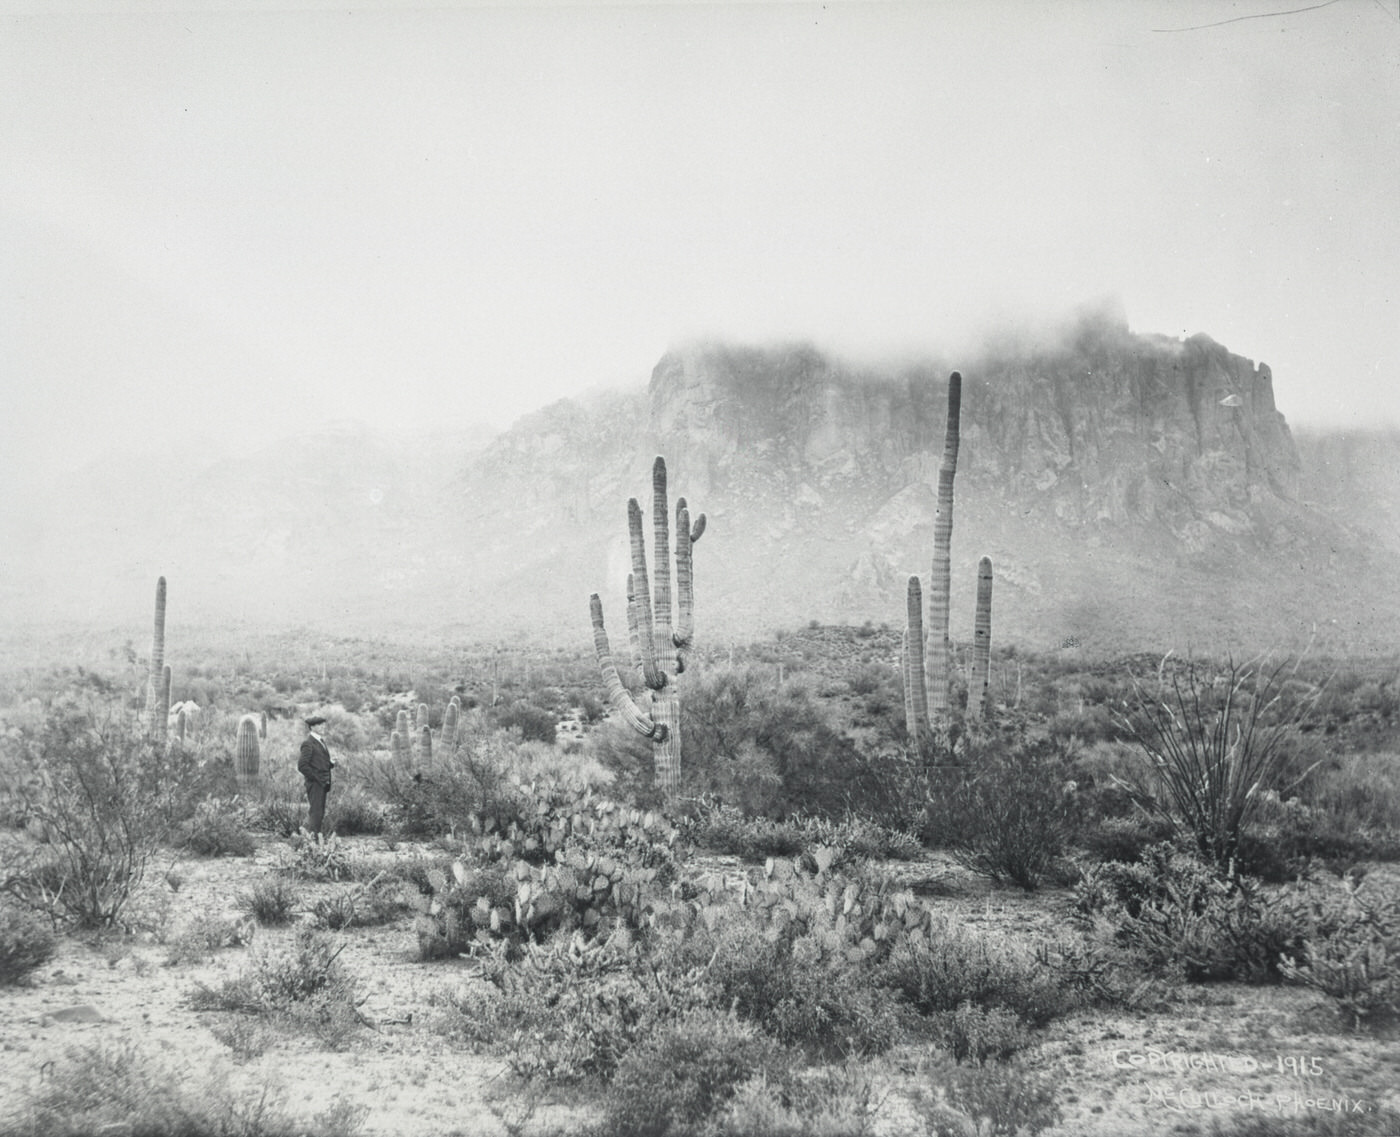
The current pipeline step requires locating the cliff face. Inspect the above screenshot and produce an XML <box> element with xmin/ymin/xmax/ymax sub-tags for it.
<box><xmin>648</xmin><ymin>313</ymin><xmax>1300</xmax><ymax>553</ymax></box>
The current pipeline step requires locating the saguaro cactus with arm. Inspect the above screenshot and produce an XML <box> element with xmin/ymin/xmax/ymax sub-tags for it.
<box><xmin>903</xmin><ymin>372</ymin><xmax>996</xmax><ymax>751</ymax></box>
<box><xmin>589</xmin><ymin>457</ymin><xmax>704</xmax><ymax>800</ymax></box>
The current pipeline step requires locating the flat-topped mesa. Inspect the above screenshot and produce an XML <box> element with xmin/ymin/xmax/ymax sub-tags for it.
<box><xmin>589</xmin><ymin>456</ymin><xmax>705</xmax><ymax>800</ymax></box>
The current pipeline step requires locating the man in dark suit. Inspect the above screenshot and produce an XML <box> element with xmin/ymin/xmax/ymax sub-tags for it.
<box><xmin>297</xmin><ymin>716</ymin><xmax>336</xmax><ymax>841</ymax></box>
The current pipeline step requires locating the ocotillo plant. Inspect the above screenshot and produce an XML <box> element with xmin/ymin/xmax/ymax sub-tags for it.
<box><xmin>965</xmin><ymin>556</ymin><xmax>994</xmax><ymax>720</ymax></box>
<box><xmin>145</xmin><ymin>577</ymin><xmax>167</xmax><ymax>736</ymax></box>
<box><xmin>589</xmin><ymin>456</ymin><xmax>705</xmax><ymax>800</ymax></box>
<box><xmin>235</xmin><ymin>714</ymin><xmax>261</xmax><ymax>784</ymax></box>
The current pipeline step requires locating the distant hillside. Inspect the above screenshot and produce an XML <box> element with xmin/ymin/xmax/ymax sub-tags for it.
<box><xmin>4</xmin><ymin>312</ymin><xmax>1397</xmax><ymax>656</ymax></box>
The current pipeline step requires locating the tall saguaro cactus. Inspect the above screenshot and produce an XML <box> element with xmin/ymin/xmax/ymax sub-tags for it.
<box><xmin>903</xmin><ymin>372</ymin><xmax>996</xmax><ymax>749</ymax></box>
<box><xmin>589</xmin><ymin>456</ymin><xmax>705</xmax><ymax>800</ymax></box>
<box><xmin>145</xmin><ymin>577</ymin><xmax>167</xmax><ymax>735</ymax></box>
<box><xmin>928</xmin><ymin>371</ymin><xmax>961</xmax><ymax>718</ymax></box>
<box><xmin>966</xmin><ymin>556</ymin><xmax>994</xmax><ymax>720</ymax></box>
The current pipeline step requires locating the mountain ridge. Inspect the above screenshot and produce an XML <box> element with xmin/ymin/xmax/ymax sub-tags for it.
<box><xmin>4</xmin><ymin>316</ymin><xmax>1397</xmax><ymax>656</ymax></box>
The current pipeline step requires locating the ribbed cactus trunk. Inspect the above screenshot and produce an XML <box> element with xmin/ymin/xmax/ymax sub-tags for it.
<box><xmin>443</xmin><ymin>699</ymin><xmax>459</xmax><ymax>750</ymax></box>
<box><xmin>390</xmin><ymin>730</ymin><xmax>409</xmax><ymax>765</ymax></box>
<box><xmin>589</xmin><ymin>456</ymin><xmax>704</xmax><ymax>801</ymax></box>
<box><xmin>416</xmin><ymin>703</ymin><xmax>428</xmax><ymax>734</ymax></box>
<box><xmin>966</xmin><ymin>556</ymin><xmax>994</xmax><ymax>720</ymax></box>
<box><xmin>155</xmin><ymin>665</ymin><xmax>172</xmax><ymax>743</ymax></box>
<box><xmin>419</xmin><ymin>725</ymin><xmax>432</xmax><ymax>764</ymax></box>
<box><xmin>928</xmin><ymin>372</ymin><xmax>961</xmax><ymax>720</ymax></box>
<box><xmin>146</xmin><ymin>577</ymin><xmax>167</xmax><ymax>735</ymax></box>
<box><xmin>395</xmin><ymin>709</ymin><xmax>410</xmax><ymax>742</ymax></box>
<box><xmin>175</xmin><ymin>710</ymin><xmax>187</xmax><ymax>747</ymax></box>
<box><xmin>235</xmin><ymin>714</ymin><xmax>261</xmax><ymax>784</ymax></box>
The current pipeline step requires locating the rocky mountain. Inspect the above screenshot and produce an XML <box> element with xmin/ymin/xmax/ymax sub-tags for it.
<box><xmin>5</xmin><ymin>310</ymin><xmax>1397</xmax><ymax>656</ymax></box>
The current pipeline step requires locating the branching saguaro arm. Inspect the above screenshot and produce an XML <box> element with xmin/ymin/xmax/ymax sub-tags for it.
<box><xmin>589</xmin><ymin>456</ymin><xmax>704</xmax><ymax>800</ymax></box>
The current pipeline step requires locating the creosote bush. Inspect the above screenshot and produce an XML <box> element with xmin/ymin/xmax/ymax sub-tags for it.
<box><xmin>1</xmin><ymin>695</ymin><xmax>215</xmax><ymax>928</ymax></box>
<box><xmin>1</xmin><ymin>1038</ymin><xmax>367</xmax><ymax>1137</ymax></box>
<box><xmin>0</xmin><ymin>903</ymin><xmax>57</xmax><ymax>985</ymax></box>
<box><xmin>602</xmin><ymin>1007</ymin><xmax>789</xmax><ymax>1137</ymax></box>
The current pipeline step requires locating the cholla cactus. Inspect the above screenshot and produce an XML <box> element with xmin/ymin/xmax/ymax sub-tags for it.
<box><xmin>589</xmin><ymin>457</ymin><xmax>705</xmax><ymax>799</ymax></box>
<box><xmin>235</xmin><ymin>714</ymin><xmax>261</xmax><ymax>784</ymax></box>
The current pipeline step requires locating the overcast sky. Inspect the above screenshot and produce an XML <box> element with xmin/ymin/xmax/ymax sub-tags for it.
<box><xmin>3</xmin><ymin>0</ymin><xmax>1397</xmax><ymax>488</ymax></box>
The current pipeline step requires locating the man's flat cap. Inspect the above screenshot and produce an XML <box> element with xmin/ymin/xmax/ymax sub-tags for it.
<box><xmin>304</xmin><ymin>716</ymin><xmax>327</xmax><ymax>727</ymax></box>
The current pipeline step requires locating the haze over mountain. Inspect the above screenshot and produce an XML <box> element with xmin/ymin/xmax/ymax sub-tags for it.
<box><xmin>4</xmin><ymin>309</ymin><xmax>1397</xmax><ymax>657</ymax></box>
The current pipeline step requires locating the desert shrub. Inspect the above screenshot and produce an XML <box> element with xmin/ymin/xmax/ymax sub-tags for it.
<box><xmin>238</xmin><ymin>875</ymin><xmax>300</xmax><ymax>926</ymax></box>
<box><xmin>1202</xmin><ymin>1105</ymin><xmax>1400</xmax><ymax>1136</ymax></box>
<box><xmin>709</xmin><ymin>1068</ymin><xmax>880</xmax><ymax>1137</ymax></box>
<box><xmin>1080</xmin><ymin>813</ymin><xmax>1177</xmax><ymax>865</ymax></box>
<box><xmin>364</xmin><ymin>724</ymin><xmax>519</xmax><ymax>836</ymax></box>
<box><xmin>1117</xmin><ymin>655</ymin><xmax>1323</xmax><ymax>871</ymax></box>
<box><xmin>1279</xmin><ymin>873</ymin><xmax>1400</xmax><ymax>1028</ymax></box>
<box><xmin>927</xmin><ymin>1003</ymin><xmax>1034</xmax><ymax>1065</ymax></box>
<box><xmin>0</xmin><ymin>694</ymin><xmax>207</xmax><ymax>927</ymax></box>
<box><xmin>914</xmin><ymin>1059</ymin><xmax>1061</xmax><ymax>1137</ymax></box>
<box><xmin>188</xmin><ymin>927</ymin><xmax>364</xmax><ymax>1049</ymax></box>
<box><xmin>680</xmin><ymin>800</ymin><xmax>920</xmax><ymax>866</ymax></box>
<box><xmin>325</xmin><ymin>786</ymin><xmax>390</xmax><ymax>837</ymax></box>
<box><xmin>694</xmin><ymin>915</ymin><xmax>901</xmax><ymax>1057</ymax></box>
<box><xmin>311</xmin><ymin>876</ymin><xmax>406</xmax><ymax>930</ymax></box>
<box><xmin>1074</xmin><ymin>843</ymin><xmax>1303</xmax><ymax>982</ymax></box>
<box><xmin>163</xmin><ymin>909</ymin><xmax>258</xmax><ymax>966</ymax></box>
<box><xmin>678</xmin><ymin>667</ymin><xmax>867</xmax><ymax>817</ymax></box>
<box><xmin>273</xmin><ymin>831</ymin><xmax>361</xmax><ymax>882</ymax></box>
<box><xmin>178</xmin><ymin>796</ymin><xmax>257</xmax><ymax>858</ymax></box>
<box><xmin>923</xmin><ymin>725</ymin><xmax>1083</xmax><ymax>890</ymax></box>
<box><xmin>247</xmin><ymin>791</ymin><xmax>304</xmax><ymax>838</ymax></box>
<box><xmin>602</xmin><ymin>1007</ymin><xmax>789</xmax><ymax>1137</ymax></box>
<box><xmin>879</xmin><ymin>919</ymin><xmax>1079</xmax><ymax>1028</ymax></box>
<box><xmin>492</xmin><ymin>698</ymin><xmax>557</xmax><ymax>744</ymax></box>
<box><xmin>2</xmin><ymin>1038</ymin><xmax>367</xmax><ymax>1137</ymax></box>
<box><xmin>446</xmin><ymin>931</ymin><xmax>705</xmax><ymax>1083</ymax></box>
<box><xmin>0</xmin><ymin>904</ymin><xmax>57</xmax><ymax>985</ymax></box>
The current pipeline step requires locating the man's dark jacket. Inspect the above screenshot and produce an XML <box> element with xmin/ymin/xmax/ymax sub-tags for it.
<box><xmin>298</xmin><ymin>735</ymin><xmax>333</xmax><ymax>788</ymax></box>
